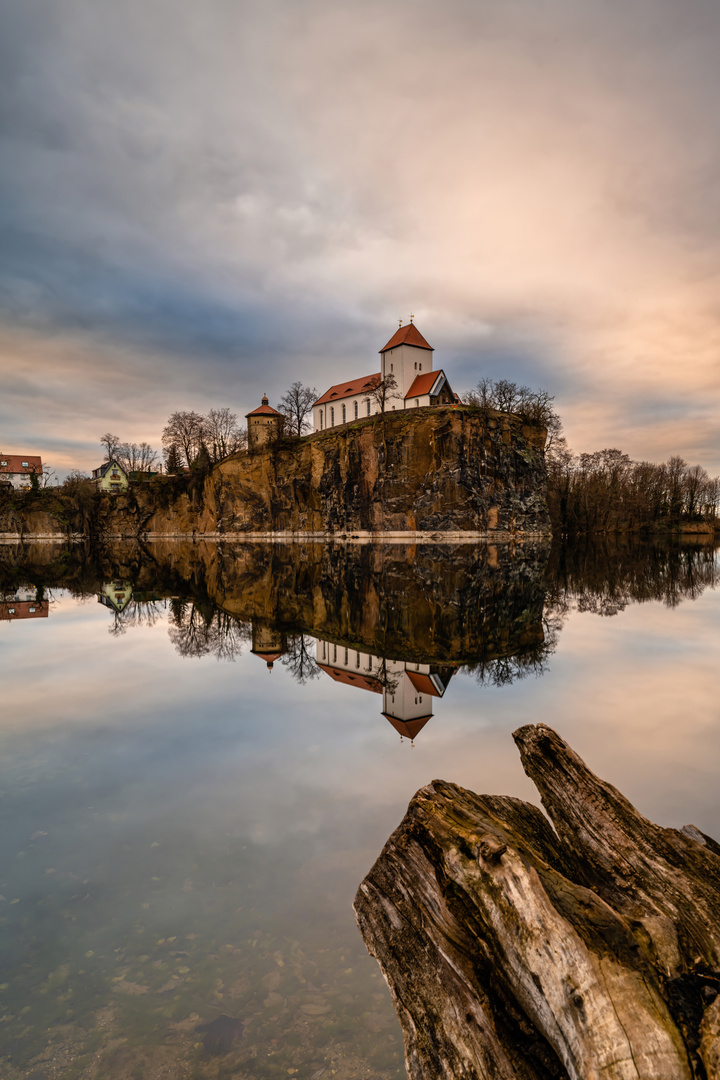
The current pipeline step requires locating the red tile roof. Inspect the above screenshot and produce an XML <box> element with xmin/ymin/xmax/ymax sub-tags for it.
<box><xmin>406</xmin><ymin>671</ymin><xmax>445</xmax><ymax>698</ymax></box>
<box><xmin>380</xmin><ymin>323</ymin><xmax>433</xmax><ymax>354</ymax></box>
<box><xmin>0</xmin><ymin>454</ymin><xmax>42</xmax><ymax>475</ymax></box>
<box><xmin>246</xmin><ymin>395</ymin><xmax>283</xmax><ymax>418</ymax></box>
<box><xmin>314</xmin><ymin>372</ymin><xmax>381</xmax><ymax>407</ymax></box>
<box><xmin>318</xmin><ymin>664</ymin><xmax>383</xmax><ymax>694</ymax></box>
<box><xmin>382</xmin><ymin>713</ymin><xmax>433</xmax><ymax>739</ymax></box>
<box><xmin>0</xmin><ymin>600</ymin><xmax>48</xmax><ymax>620</ymax></box>
<box><xmin>404</xmin><ymin>370</ymin><xmax>446</xmax><ymax>399</ymax></box>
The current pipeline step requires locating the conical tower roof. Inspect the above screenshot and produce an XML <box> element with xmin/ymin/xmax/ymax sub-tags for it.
<box><xmin>379</xmin><ymin>323</ymin><xmax>433</xmax><ymax>353</ymax></box>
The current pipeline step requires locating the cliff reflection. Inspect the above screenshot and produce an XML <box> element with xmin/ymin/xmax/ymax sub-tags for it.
<box><xmin>1</xmin><ymin>538</ymin><xmax>718</xmax><ymax>733</ymax></box>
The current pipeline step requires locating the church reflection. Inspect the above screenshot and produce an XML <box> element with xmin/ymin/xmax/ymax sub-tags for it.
<box><xmin>316</xmin><ymin>639</ymin><xmax>455</xmax><ymax>742</ymax></box>
<box><xmin>3</xmin><ymin>536</ymin><xmax>717</xmax><ymax>740</ymax></box>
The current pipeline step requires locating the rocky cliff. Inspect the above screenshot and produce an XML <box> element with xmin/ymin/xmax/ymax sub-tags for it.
<box><xmin>0</xmin><ymin>407</ymin><xmax>550</xmax><ymax>538</ymax></box>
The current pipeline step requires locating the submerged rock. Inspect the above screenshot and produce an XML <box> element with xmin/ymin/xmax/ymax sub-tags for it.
<box><xmin>195</xmin><ymin>1013</ymin><xmax>244</xmax><ymax>1055</ymax></box>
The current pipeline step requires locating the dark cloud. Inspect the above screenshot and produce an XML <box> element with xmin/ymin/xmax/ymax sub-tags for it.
<box><xmin>2</xmin><ymin>0</ymin><xmax>720</xmax><ymax>471</ymax></box>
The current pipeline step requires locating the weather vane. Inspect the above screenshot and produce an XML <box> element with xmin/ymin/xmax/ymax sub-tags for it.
<box><xmin>398</xmin><ymin>318</ymin><xmax>403</xmax><ymax>327</ymax></box>
<box><xmin>409</xmin><ymin>313</ymin><xmax>414</xmax><ymax>323</ymax></box>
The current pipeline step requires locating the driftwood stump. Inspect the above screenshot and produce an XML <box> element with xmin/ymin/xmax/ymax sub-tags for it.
<box><xmin>354</xmin><ymin>725</ymin><xmax>720</xmax><ymax>1079</ymax></box>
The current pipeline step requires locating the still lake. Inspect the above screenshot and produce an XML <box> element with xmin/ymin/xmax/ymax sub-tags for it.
<box><xmin>1</xmin><ymin>538</ymin><xmax>719</xmax><ymax>1080</ymax></box>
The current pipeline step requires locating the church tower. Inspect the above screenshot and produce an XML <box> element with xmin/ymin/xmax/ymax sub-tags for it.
<box><xmin>379</xmin><ymin>320</ymin><xmax>434</xmax><ymax>403</ymax></box>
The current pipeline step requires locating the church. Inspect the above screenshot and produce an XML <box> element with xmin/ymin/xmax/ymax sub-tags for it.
<box><xmin>311</xmin><ymin>320</ymin><xmax>455</xmax><ymax>432</ymax></box>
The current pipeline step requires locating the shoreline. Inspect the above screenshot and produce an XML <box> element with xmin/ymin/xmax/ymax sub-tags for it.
<box><xmin>0</xmin><ymin>529</ymin><xmax>552</xmax><ymax>544</ymax></box>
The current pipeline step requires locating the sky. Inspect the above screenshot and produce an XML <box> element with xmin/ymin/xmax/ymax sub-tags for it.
<box><xmin>1</xmin><ymin>0</ymin><xmax>720</xmax><ymax>476</ymax></box>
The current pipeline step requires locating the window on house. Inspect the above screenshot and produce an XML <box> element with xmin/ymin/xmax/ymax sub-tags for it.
<box><xmin>21</xmin><ymin>461</ymin><xmax>29</xmax><ymax>467</ymax></box>
<box><xmin>0</xmin><ymin>461</ymin><xmax>6</xmax><ymax>466</ymax></box>
<box><xmin>330</xmin><ymin>407</ymin><xmax>334</xmax><ymax>426</ymax></box>
<box><xmin>356</xmin><ymin>653</ymin><xmax>360</xmax><ymax>668</ymax></box>
<box><xmin>322</xmin><ymin>642</ymin><xmax>326</xmax><ymax>659</ymax></box>
<box><xmin>415</xmin><ymin>399</ymin><xmax>420</xmax><ymax>407</ymax></box>
<box><xmin>29</xmin><ymin>607</ymin><xmax>35</xmax><ymax>613</ymax></box>
<box><xmin>354</xmin><ymin>400</ymin><xmax>358</xmax><ymax>419</ymax></box>
<box><xmin>319</xmin><ymin>410</ymin><xmax>323</xmax><ymax>429</ymax></box>
<box><xmin>342</xmin><ymin>404</ymin><xmax>346</xmax><ymax>422</ymax></box>
<box><xmin>333</xmin><ymin>644</ymin><xmax>337</xmax><ymax>661</ymax></box>
<box><xmin>344</xmin><ymin>648</ymin><xmax>348</xmax><ymax>664</ymax></box>
<box><xmin>8</xmin><ymin>608</ymin><xmax>15</xmax><ymax>614</ymax></box>
<box><xmin>390</xmin><ymin>363</ymin><xmax>393</xmax><ymax>372</ymax></box>
<box><xmin>419</xmin><ymin>364</ymin><xmax>422</xmax><ymax>371</ymax></box>
<box><xmin>366</xmin><ymin>399</ymin><xmax>370</xmax><ymax>415</ymax></box>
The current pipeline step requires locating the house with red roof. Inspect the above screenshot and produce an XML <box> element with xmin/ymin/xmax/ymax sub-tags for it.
<box><xmin>311</xmin><ymin>321</ymin><xmax>455</xmax><ymax>432</ymax></box>
<box><xmin>0</xmin><ymin>588</ymin><xmax>49</xmax><ymax>621</ymax></box>
<box><xmin>0</xmin><ymin>454</ymin><xmax>43</xmax><ymax>490</ymax></box>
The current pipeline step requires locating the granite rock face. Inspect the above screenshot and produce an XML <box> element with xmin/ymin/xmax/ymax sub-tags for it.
<box><xmin>200</xmin><ymin>407</ymin><xmax>549</xmax><ymax>536</ymax></box>
<box><xmin>0</xmin><ymin>407</ymin><xmax>550</xmax><ymax>537</ymax></box>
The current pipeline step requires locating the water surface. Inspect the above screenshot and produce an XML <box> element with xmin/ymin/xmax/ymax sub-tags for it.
<box><xmin>1</xmin><ymin>539</ymin><xmax>719</xmax><ymax>1079</ymax></box>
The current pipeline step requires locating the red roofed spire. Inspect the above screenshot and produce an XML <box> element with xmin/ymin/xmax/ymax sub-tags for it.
<box><xmin>380</xmin><ymin>322</ymin><xmax>433</xmax><ymax>353</ymax></box>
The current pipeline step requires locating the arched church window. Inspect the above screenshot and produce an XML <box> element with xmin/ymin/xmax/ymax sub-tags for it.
<box><xmin>330</xmin><ymin>407</ymin><xmax>334</xmax><ymax>426</ymax></box>
<box><xmin>342</xmin><ymin>404</ymin><xmax>346</xmax><ymax>422</ymax></box>
<box><xmin>354</xmin><ymin>400</ymin><xmax>358</xmax><ymax>419</ymax></box>
<box><xmin>366</xmin><ymin>399</ymin><xmax>370</xmax><ymax>415</ymax></box>
<box><xmin>319</xmin><ymin>410</ymin><xmax>323</xmax><ymax>429</ymax></box>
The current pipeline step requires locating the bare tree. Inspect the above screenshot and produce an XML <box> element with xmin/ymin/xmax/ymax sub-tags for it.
<box><xmin>368</xmin><ymin>372</ymin><xmax>400</xmax><ymax>414</ymax></box>
<box><xmin>116</xmin><ymin>441</ymin><xmax>159</xmax><ymax>474</ymax></box>
<box><xmin>462</xmin><ymin>378</ymin><xmax>563</xmax><ymax>451</ymax></box>
<box><xmin>162</xmin><ymin>412</ymin><xmax>208</xmax><ymax>469</ymax></box>
<box><xmin>100</xmin><ymin>433</ymin><xmax>121</xmax><ymax>462</ymax></box>
<box><xmin>277</xmin><ymin>382</ymin><xmax>318</xmax><ymax>437</ymax></box>
<box><xmin>205</xmin><ymin>407</ymin><xmax>246</xmax><ymax>462</ymax></box>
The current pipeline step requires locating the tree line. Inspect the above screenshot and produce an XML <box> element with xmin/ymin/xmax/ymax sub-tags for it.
<box><xmin>461</xmin><ymin>377</ymin><xmax>719</xmax><ymax>535</ymax></box>
<box><xmin>547</xmin><ymin>447</ymin><xmax>720</xmax><ymax>535</ymax></box>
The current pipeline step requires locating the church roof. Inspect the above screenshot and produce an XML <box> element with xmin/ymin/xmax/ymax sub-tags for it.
<box><xmin>314</xmin><ymin>372</ymin><xmax>381</xmax><ymax>407</ymax></box>
<box><xmin>382</xmin><ymin>713</ymin><xmax>433</xmax><ymax>739</ymax></box>
<box><xmin>404</xmin><ymin>370</ymin><xmax>448</xmax><ymax>400</ymax></box>
<box><xmin>406</xmin><ymin>670</ymin><xmax>447</xmax><ymax>698</ymax></box>
<box><xmin>318</xmin><ymin>664</ymin><xmax>384</xmax><ymax>694</ymax></box>
<box><xmin>380</xmin><ymin>323</ymin><xmax>433</xmax><ymax>354</ymax></box>
<box><xmin>246</xmin><ymin>395</ymin><xmax>283</xmax><ymax>418</ymax></box>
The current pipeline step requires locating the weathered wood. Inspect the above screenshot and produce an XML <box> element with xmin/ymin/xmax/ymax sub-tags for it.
<box><xmin>354</xmin><ymin>725</ymin><xmax>720</xmax><ymax>1079</ymax></box>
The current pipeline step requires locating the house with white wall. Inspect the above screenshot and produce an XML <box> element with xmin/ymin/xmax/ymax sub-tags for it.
<box><xmin>312</xmin><ymin>321</ymin><xmax>455</xmax><ymax>432</ymax></box>
<box><xmin>0</xmin><ymin>454</ymin><xmax>43</xmax><ymax>490</ymax></box>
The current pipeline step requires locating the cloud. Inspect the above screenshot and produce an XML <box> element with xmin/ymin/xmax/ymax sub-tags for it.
<box><xmin>2</xmin><ymin>0</ymin><xmax>720</xmax><ymax>470</ymax></box>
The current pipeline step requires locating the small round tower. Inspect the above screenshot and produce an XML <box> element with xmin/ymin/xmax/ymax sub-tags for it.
<box><xmin>246</xmin><ymin>395</ymin><xmax>284</xmax><ymax>449</ymax></box>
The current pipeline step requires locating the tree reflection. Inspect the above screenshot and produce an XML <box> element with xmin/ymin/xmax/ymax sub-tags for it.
<box><xmin>168</xmin><ymin>599</ymin><xmax>250</xmax><ymax>660</ymax></box>
<box><xmin>107</xmin><ymin>599</ymin><xmax>165</xmax><ymax>636</ymax></box>
<box><xmin>280</xmin><ymin>632</ymin><xmax>320</xmax><ymax>684</ymax></box>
